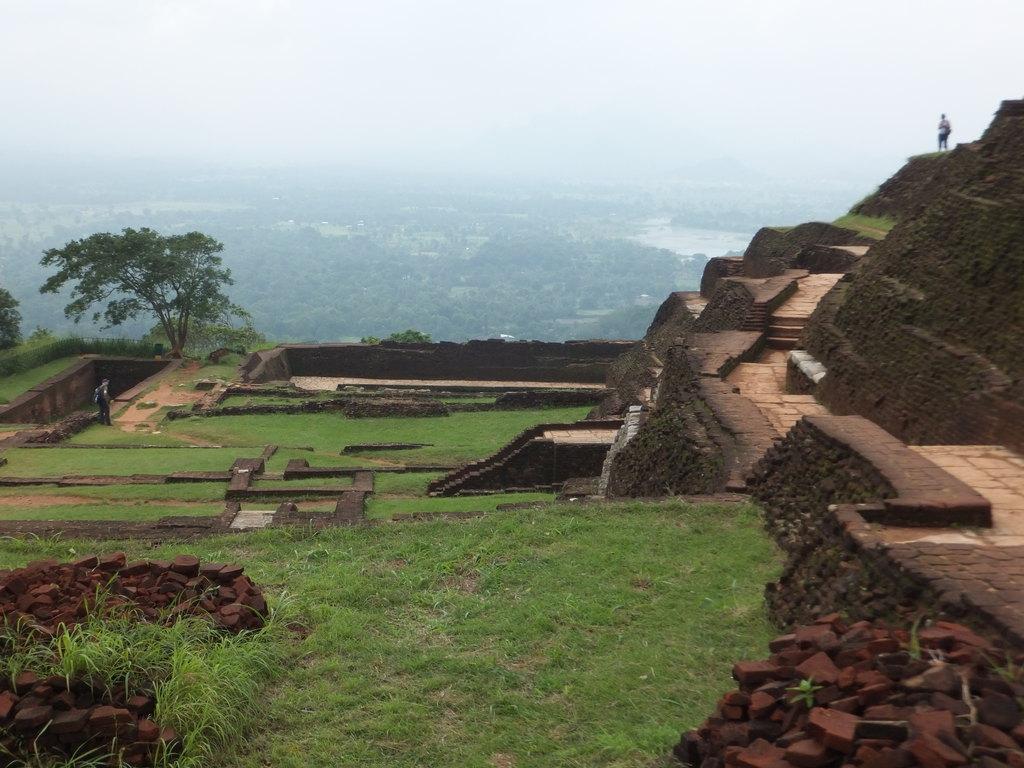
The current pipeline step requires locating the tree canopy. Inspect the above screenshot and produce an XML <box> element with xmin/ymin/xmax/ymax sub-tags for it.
<box><xmin>0</xmin><ymin>287</ymin><xmax>22</xmax><ymax>350</ymax></box>
<box><xmin>40</xmin><ymin>228</ymin><xmax>237</xmax><ymax>356</ymax></box>
<box><xmin>145</xmin><ymin>307</ymin><xmax>266</xmax><ymax>357</ymax></box>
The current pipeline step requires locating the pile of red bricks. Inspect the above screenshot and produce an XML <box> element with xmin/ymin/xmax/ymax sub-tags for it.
<box><xmin>676</xmin><ymin>615</ymin><xmax>1024</xmax><ymax>768</ymax></box>
<box><xmin>0</xmin><ymin>675</ymin><xmax>175</xmax><ymax>766</ymax></box>
<box><xmin>0</xmin><ymin>554</ymin><xmax>270</xmax><ymax>765</ymax></box>
<box><xmin>0</xmin><ymin>553</ymin><xmax>269</xmax><ymax>635</ymax></box>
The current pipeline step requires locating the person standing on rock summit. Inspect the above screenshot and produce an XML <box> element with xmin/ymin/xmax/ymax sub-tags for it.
<box><xmin>94</xmin><ymin>378</ymin><xmax>112</xmax><ymax>425</ymax></box>
<box><xmin>938</xmin><ymin>113</ymin><xmax>952</xmax><ymax>150</ymax></box>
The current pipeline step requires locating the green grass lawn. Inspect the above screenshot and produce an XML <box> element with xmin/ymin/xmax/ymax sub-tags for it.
<box><xmin>0</xmin><ymin>447</ymin><xmax>244</xmax><ymax>477</ymax></box>
<box><xmin>0</xmin><ymin>355</ymin><xmax>80</xmax><ymax>404</ymax></box>
<box><xmin>162</xmin><ymin>407</ymin><xmax>590</xmax><ymax>464</ymax></box>
<box><xmin>372</xmin><ymin>472</ymin><xmax>444</xmax><ymax>494</ymax></box>
<box><xmin>0</xmin><ymin>499</ymin><xmax>780</xmax><ymax>768</ymax></box>
<box><xmin>366</xmin><ymin>491</ymin><xmax>553</xmax><ymax>519</ymax></box>
<box><xmin>833</xmin><ymin>213</ymin><xmax>896</xmax><ymax>239</ymax></box>
<box><xmin>0</xmin><ymin>481</ymin><xmax>228</xmax><ymax>502</ymax></box>
<box><xmin>0</xmin><ymin>501</ymin><xmax>222</xmax><ymax>521</ymax></box>
<box><xmin>66</xmin><ymin>422</ymin><xmax>195</xmax><ymax>446</ymax></box>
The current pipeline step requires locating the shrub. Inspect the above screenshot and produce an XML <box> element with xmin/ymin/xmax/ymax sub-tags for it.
<box><xmin>0</xmin><ymin>337</ymin><xmax>154</xmax><ymax>377</ymax></box>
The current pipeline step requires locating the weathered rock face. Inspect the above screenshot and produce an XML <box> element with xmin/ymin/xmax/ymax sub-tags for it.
<box><xmin>851</xmin><ymin>149</ymin><xmax>978</xmax><ymax>221</ymax></box>
<box><xmin>805</xmin><ymin>100</ymin><xmax>1024</xmax><ymax>452</ymax></box>
<box><xmin>742</xmin><ymin>223</ymin><xmax>873</xmax><ymax>279</ymax></box>
<box><xmin>592</xmin><ymin>291</ymin><xmax>698</xmax><ymax>416</ymax></box>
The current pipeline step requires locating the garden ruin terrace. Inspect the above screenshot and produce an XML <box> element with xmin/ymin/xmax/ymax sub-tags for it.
<box><xmin>0</xmin><ymin>99</ymin><xmax>1021</xmax><ymax>768</ymax></box>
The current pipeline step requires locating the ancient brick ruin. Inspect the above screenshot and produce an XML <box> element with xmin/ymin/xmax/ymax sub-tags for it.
<box><xmin>0</xmin><ymin>555</ymin><xmax>268</xmax><ymax>765</ymax></box>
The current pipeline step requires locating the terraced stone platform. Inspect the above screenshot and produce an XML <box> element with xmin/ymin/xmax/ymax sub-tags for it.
<box><xmin>293</xmin><ymin>376</ymin><xmax>607</xmax><ymax>391</ymax></box>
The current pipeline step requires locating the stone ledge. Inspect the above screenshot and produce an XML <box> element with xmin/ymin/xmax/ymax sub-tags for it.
<box><xmin>803</xmin><ymin>415</ymin><xmax>992</xmax><ymax>527</ymax></box>
<box><xmin>833</xmin><ymin>504</ymin><xmax>1024</xmax><ymax>648</ymax></box>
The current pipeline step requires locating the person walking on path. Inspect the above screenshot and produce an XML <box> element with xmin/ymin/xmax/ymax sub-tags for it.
<box><xmin>938</xmin><ymin>114</ymin><xmax>952</xmax><ymax>150</ymax></box>
<box><xmin>94</xmin><ymin>378</ymin><xmax>112</xmax><ymax>425</ymax></box>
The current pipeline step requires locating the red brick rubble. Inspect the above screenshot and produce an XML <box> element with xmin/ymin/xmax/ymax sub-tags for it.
<box><xmin>0</xmin><ymin>554</ymin><xmax>270</xmax><ymax>765</ymax></box>
<box><xmin>676</xmin><ymin>616</ymin><xmax>1024</xmax><ymax>768</ymax></box>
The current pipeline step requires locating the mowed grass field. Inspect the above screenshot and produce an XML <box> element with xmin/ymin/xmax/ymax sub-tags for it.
<box><xmin>0</xmin><ymin>358</ymin><xmax>783</xmax><ymax>766</ymax></box>
<box><xmin>0</xmin><ymin>500</ymin><xmax>780</xmax><ymax>768</ymax></box>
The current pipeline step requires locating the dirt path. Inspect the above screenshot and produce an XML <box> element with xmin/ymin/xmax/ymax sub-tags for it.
<box><xmin>114</xmin><ymin>361</ymin><xmax>209</xmax><ymax>435</ymax></box>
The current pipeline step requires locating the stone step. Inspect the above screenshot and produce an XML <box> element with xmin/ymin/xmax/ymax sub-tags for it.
<box><xmin>767</xmin><ymin>326</ymin><xmax>803</xmax><ymax>339</ymax></box>
<box><xmin>767</xmin><ymin>337</ymin><xmax>799</xmax><ymax>350</ymax></box>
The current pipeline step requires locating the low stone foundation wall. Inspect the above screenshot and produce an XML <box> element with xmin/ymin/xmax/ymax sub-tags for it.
<box><xmin>169</xmin><ymin>397</ymin><xmax>450</xmax><ymax>419</ymax></box>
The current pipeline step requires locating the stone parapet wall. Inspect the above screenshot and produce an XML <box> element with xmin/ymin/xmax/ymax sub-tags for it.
<box><xmin>750</xmin><ymin>415</ymin><xmax>991</xmax><ymax>551</ymax></box>
<box><xmin>767</xmin><ymin>504</ymin><xmax>1024</xmax><ymax>648</ymax></box>
<box><xmin>243</xmin><ymin>339</ymin><xmax>633</xmax><ymax>384</ymax></box>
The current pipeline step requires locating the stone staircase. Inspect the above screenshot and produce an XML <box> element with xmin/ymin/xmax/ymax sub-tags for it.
<box><xmin>720</xmin><ymin>257</ymin><xmax>745</xmax><ymax>277</ymax></box>
<box><xmin>766</xmin><ymin>315</ymin><xmax>806</xmax><ymax>350</ymax></box>
<box><xmin>428</xmin><ymin>419</ymin><xmax>622</xmax><ymax>496</ymax></box>
<box><xmin>740</xmin><ymin>301</ymin><xmax>770</xmax><ymax>331</ymax></box>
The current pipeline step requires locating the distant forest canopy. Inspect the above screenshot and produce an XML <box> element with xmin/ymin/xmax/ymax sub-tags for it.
<box><xmin>0</xmin><ymin>163</ymin><xmax>860</xmax><ymax>343</ymax></box>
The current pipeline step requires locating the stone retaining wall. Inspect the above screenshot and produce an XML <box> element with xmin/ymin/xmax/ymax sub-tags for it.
<box><xmin>429</xmin><ymin>419</ymin><xmax>623</xmax><ymax>496</ymax></box>
<box><xmin>767</xmin><ymin>504</ymin><xmax>1024</xmax><ymax>649</ymax></box>
<box><xmin>242</xmin><ymin>339</ymin><xmax>633</xmax><ymax>384</ymax></box>
<box><xmin>605</xmin><ymin>346</ymin><xmax>728</xmax><ymax>496</ymax></box>
<box><xmin>0</xmin><ymin>357</ymin><xmax>172</xmax><ymax>424</ymax></box>
<box><xmin>750</xmin><ymin>415</ymin><xmax>991</xmax><ymax>552</ymax></box>
<box><xmin>804</xmin><ymin>99</ymin><xmax>1024</xmax><ymax>453</ymax></box>
<box><xmin>746</xmin><ymin>414</ymin><xmax>1022</xmax><ymax>646</ymax></box>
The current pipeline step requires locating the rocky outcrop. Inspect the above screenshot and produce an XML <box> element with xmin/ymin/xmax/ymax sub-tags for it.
<box><xmin>852</xmin><ymin>148</ymin><xmax>979</xmax><ymax>220</ymax></box>
<box><xmin>805</xmin><ymin>99</ymin><xmax>1024</xmax><ymax>452</ymax></box>
<box><xmin>742</xmin><ymin>223</ymin><xmax>873</xmax><ymax>278</ymax></box>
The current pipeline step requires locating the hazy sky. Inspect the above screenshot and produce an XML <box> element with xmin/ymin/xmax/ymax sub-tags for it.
<box><xmin>2</xmin><ymin>0</ymin><xmax>1022</xmax><ymax>182</ymax></box>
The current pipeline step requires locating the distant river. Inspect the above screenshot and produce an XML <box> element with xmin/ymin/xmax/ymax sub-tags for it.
<box><xmin>632</xmin><ymin>219</ymin><xmax>752</xmax><ymax>259</ymax></box>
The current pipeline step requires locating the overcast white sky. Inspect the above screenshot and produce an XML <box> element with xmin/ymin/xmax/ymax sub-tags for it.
<box><xmin>2</xmin><ymin>0</ymin><xmax>1022</xmax><ymax>182</ymax></box>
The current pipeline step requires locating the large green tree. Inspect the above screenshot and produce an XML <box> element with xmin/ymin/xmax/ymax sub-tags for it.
<box><xmin>0</xmin><ymin>287</ymin><xmax>21</xmax><ymax>350</ymax></box>
<box><xmin>40</xmin><ymin>228</ymin><xmax>237</xmax><ymax>356</ymax></box>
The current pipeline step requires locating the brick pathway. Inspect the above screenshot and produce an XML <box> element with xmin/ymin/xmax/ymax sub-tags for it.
<box><xmin>722</xmin><ymin>273</ymin><xmax>842</xmax><ymax>434</ymax></box>
<box><xmin>876</xmin><ymin>445</ymin><xmax>1024</xmax><ymax>545</ymax></box>
<box><xmin>542</xmin><ymin>428</ymin><xmax>619</xmax><ymax>444</ymax></box>
<box><xmin>726</xmin><ymin>350</ymin><xmax>827</xmax><ymax>435</ymax></box>
<box><xmin>771</xmin><ymin>273</ymin><xmax>844</xmax><ymax>321</ymax></box>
